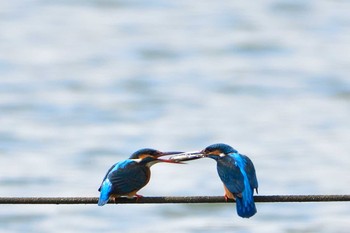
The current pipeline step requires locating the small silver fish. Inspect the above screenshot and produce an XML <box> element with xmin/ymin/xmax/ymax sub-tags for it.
<box><xmin>170</xmin><ymin>151</ymin><xmax>204</xmax><ymax>162</ymax></box>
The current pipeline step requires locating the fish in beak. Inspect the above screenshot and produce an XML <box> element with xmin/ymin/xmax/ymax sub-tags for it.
<box><xmin>169</xmin><ymin>151</ymin><xmax>204</xmax><ymax>162</ymax></box>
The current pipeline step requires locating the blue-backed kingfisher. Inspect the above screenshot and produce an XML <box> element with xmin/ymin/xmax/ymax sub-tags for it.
<box><xmin>172</xmin><ymin>143</ymin><xmax>258</xmax><ymax>218</ymax></box>
<box><xmin>98</xmin><ymin>148</ymin><xmax>183</xmax><ymax>206</ymax></box>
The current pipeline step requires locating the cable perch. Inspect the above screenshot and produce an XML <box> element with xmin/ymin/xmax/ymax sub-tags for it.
<box><xmin>0</xmin><ymin>195</ymin><xmax>350</xmax><ymax>205</ymax></box>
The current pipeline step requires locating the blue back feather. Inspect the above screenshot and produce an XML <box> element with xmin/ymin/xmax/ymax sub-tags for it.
<box><xmin>231</xmin><ymin>153</ymin><xmax>257</xmax><ymax>218</ymax></box>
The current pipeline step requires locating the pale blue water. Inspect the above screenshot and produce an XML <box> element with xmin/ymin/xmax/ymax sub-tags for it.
<box><xmin>1</xmin><ymin>0</ymin><xmax>350</xmax><ymax>232</ymax></box>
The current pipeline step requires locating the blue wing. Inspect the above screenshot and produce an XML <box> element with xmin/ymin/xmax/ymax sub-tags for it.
<box><xmin>108</xmin><ymin>161</ymin><xmax>149</xmax><ymax>195</ymax></box>
<box><xmin>98</xmin><ymin>159</ymin><xmax>150</xmax><ymax>206</ymax></box>
<box><xmin>216</xmin><ymin>156</ymin><xmax>245</xmax><ymax>194</ymax></box>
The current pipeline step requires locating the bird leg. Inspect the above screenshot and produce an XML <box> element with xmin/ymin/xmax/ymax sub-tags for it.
<box><xmin>134</xmin><ymin>194</ymin><xmax>143</xmax><ymax>202</ymax></box>
<box><xmin>223</xmin><ymin>185</ymin><xmax>235</xmax><ymax>201</ymax></box>
<box><xmin>109</xmin><ymin>194</ymin><xmax>118</xmax><ymax>203</ymax></box>
<box><xmin>126</xmin><ymin>190</ymin><xmax>143</xmax><ymax>202</ymax></box>
<box><xmin>224</xmin><ymin>194</ymin><xmax>230</xmax><ymax>202</ymax></box>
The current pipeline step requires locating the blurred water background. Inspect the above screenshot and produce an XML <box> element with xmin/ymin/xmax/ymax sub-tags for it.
<box><xmin>1</xmin><ymin>0</ymin><xmax>350</xmax><ymax>232</ymax></box>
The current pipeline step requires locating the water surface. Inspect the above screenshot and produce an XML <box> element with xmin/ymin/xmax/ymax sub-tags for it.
<box><xmin>0</xmin><ymin>0</ymin><xmax>350</xmax><ymax>232</ymax></box>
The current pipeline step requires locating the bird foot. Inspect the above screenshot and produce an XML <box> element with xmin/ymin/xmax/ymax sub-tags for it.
<box><xmin>224</xmin><ymin>195</ymin><xmax>228</xmax><ymax>202</ymax></box>
<box><xmin>134</xmin><ymin>194</ymin><xmax>143</xmax><ymax>202</ymax></box>
<box><xmin>224</xmin><ymin>194</ymin><xmax>235</xmax><ymax>202</ymax></box>
<box><xmin>110</xmin><ymin>196</ymin><xmax>117</xmax><ymax>203</ymax></box>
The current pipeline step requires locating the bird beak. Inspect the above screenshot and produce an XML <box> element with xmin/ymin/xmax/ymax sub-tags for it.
<box><xmin>169</xmin><ymin>151</ymin><xmax>204</xmax><ymax>162</ymax></box>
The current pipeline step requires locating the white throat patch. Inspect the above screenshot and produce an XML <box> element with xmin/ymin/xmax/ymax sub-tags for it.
<box><xmin>131</xmin><ymin>158</ymin><xmax>160</xmax><ymax>167</ymax></box>
<box><xmin>131</xmin><ymin>158</ymin><xmax>142</xmax><ymax>163</ymax></box>
<box><xmin>146</xmin><ymin>160</ymin><xmax>159</xmax><ymax>167</ymax></box>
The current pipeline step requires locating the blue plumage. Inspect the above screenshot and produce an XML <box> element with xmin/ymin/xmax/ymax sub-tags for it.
<box><xmin>204</xmin><ymin>143</ymin><xmax>258</xmax><ymax>218</ymax></box>
<box><xmin>98</xmin><ymin>148</ymin><xmax>182</xmax><ymax>206</ymax></box>
<box><xmin>98</xmin><ymin>159</ymin><xmax>149</xmax><ymax>206</ymax></box>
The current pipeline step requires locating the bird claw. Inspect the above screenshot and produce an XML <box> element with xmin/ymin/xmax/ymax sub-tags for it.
<box><xmin>111</xmin><ymin>196</ymin><xmax>117</xmax><ymax>203</ymax></box>
<box><xmin>224</xmin><ymin>194</ymin><xmax>235</xmax><ymax>202</ymax></box>
<box><xmin>224</xmin><ymin>195</ymin><xmax>229</xmax><ymax>202</ymax></box>
<box><xmin>134</xmin><ymin>194</ymin><xmax>143</xmax><ymax>202</ymax></box>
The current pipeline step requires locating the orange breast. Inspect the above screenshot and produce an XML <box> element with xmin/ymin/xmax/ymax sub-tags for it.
<box><xmin>223</xmin><ymin>184</ymin><xmax>235</xmax><ymax>200</ymax></box>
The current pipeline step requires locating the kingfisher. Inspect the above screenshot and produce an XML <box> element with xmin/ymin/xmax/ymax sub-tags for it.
<box><xmin>171</xmin><ymin>143</ymin><xmax>258</xmax><ymax>218</ymax></box>
<box><xmin>98</xmin><ymin>148</ymin><xmax>183</xmax><ymax>206</ymax></box>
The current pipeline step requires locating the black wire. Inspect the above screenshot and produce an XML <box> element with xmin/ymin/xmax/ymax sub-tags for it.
<box><xmin>1</xmin><ymin>195</ymin><xmax>350</xmax><ymax>205</ymax></box>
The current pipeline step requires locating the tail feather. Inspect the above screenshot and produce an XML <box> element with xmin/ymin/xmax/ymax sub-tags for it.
<box><xmin>235</xmin><ymin>196</ymin><xmax>257</xmax><ymax>218</ymax></box>
<box><xmin>235</xmin><ymin>177</ymin><xmax>257</xmax><ymax>218</ymax></box>
<box><xmin>98</xmin><ymin>193</ymin><xmax>110</xmax><ymax>206</ymax></box>
<box><xmin>98</xmin><ymin>180</ymin><xmax>112</xmax><ymax>206</ymax></box>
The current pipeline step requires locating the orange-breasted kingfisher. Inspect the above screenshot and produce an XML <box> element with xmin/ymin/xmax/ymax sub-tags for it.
<box><xmin>171</xmin><ymin>143</ymin><xmax>258</xmax><ymax>218</ymax></box>
<box><xmin>98</xmin><ymin>148</ymin><xmax>183</xmax><ymax>206</ymax></box>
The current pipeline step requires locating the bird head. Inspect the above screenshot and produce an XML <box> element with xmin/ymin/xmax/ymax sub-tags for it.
<box><xmin>169</xmin><ymin>143</ymin><xmax>237</xmax><ymax>162</ymax></box>
<box><xmin>129</xmin><ymin>148</ymin><xmax>184</xmax><ymax>167</ymax></box>
<box><xmin>201</xmin><ymin>143</ymin><xmax>237</xmax><ymax>160</ymax></box>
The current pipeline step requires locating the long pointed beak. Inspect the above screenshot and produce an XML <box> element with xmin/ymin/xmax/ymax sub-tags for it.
<box><xmin>169</xmin><ymin>151</ymin><xmax>204</xmax><ymax>162</ymax></box>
